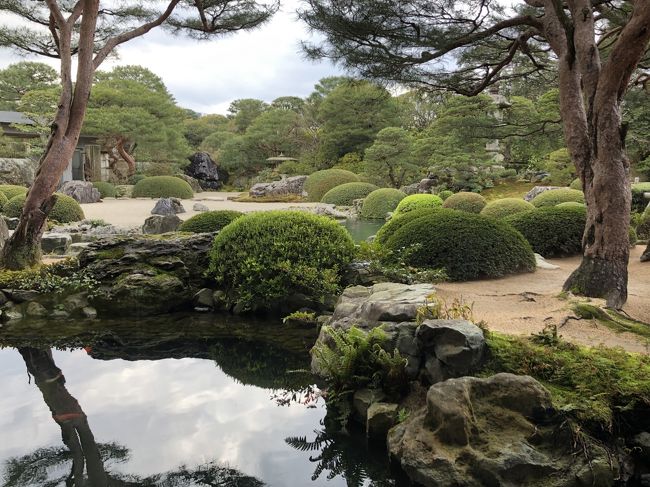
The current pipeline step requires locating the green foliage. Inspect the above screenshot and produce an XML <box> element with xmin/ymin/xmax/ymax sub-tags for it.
<box><xmin>333</xmin><ymin>152</ymin><xmax>365</xmax><ymax>174</ymax></box>
<box><xmin>556</xmin><ymin>201</ymin><xmax>585</xmax><ymax>209</ymax></box>
<box><xmin>5</xmin><ymin>193</ymin><xmax>84</xmax><ymax>223</ymax></box>
<box><xmin>228</xmin><ymin>98</ymin><xmax>269</xmax><ymax>133</ymax></box>
<box><xmin>363</xmin><ymin>127</ymin><xmax>421</xmax><ymax>188</ymax></box>
<box><xmin>636</xmin><ymin>213</ymin><xmax>650</xmax><ymax>240</ymax></box>
<box><xmin>208</xmin><ymin>211</ymin><xmax>355</xmax><ymax>313</ymax></box>
<box><xmin>375</xmin><ymin>208</ymin><xmax>440</xmax><ymax>245</ymax></box>
<box><xmin>131</xmin><ymin>176</ymin><xmax>194</xmax><ymax>199</ymax></box>
<box><xmin>0</xmin><ymin>61</ymin><xmax>58</xmax><ymax>110</ymax></box>
<box><xmin>178</xmin><ymin>210</ymin><xmax>243</xmax><ymax>233</ymax></box>
<box><xmin>0</xmin><ymin>191</ymin><xmax>8</xmax><ymax>211</ymax></box>
<box><xmin>442</xmin><ymin>191</ymin><xmax>487</xmax><ymax>213</ymax></box>
<box><xmin>570</xmin><ymin>178</ymin><xmax>582</xmax><ymax>190</ymax></box>
<box><xmin>321</xmin><ymin>182</ymin><xmax>378</xmax><ymax>206</ymax></box>
<box><xmin>629</xmin><ymin>227</ymin><xmax>638</xmax><ymax>246</ymax></box>
<box><xmin>542</xmin><ymin>148</ymin><xmax>575</xmax><ymax>185</ymax></box>
<box><xmin>382</xmin><ymin>208</ymin><xmax>535</xmax><ymax>280</ymax></box>
<box><xmin>480</xmin><ymin>198</ymin><xmax>534</xmax><ymax>219</ymax></box>
<box><xmin>504</xmin><ymin>206</ymin><xmax>586</xmax><ymax>257</ymax></box>
<box><xmin>0</xmin><ymin>184</ymin><xmax>27</xmax><ymax>200</ymax></box>
<box><xmin>394</xmin><ymin>194</ymin><xmax>443</xmax><ymax>214</ymax></box>
<box><xmin>485</xmin><ymin>331</ymin><xmax>650</xmax><ymax>433</ymax></box>
<box><xmin>415</xmin><ymin>294</ymin><xmax>474</xmax><ymax>324</ymax></box>
<box><xmin>437</xmin><ymin>189</ymin><xmax>453</xmax><ymax>201</ymax></box>
<box><xmin>631</xmin><ymin>182</ymin><xmax>650</xmax><ymax>213</ymax></box>
<box><xmin>282</xmin><ymin>310</ymin><xmax>318</xmax><ymax>326</ymax></box>
<box><xmin>183</xmin><ymin>113</ymin><xmax>230</xmax><ymax>148</ymax></box>
<box><xmin>359</xmin><ymin>188</ymin><xmax>406</xmax><ymax>219</ymax></box>
<box><xmin>312</xmin><ymin>325</ymin><xmax>407</xmax><ymax>402</ymax></box>
<box><xmin>531</xmin><ymin>188</ymin><xmax>585</xmax><ymax>207</ymax></box>
<box><xmin>92</xmin><ymin>181</ymin><xmax>117</xmax><ymax>198</ymax></box>
<box><xmin>304</xmin><ymin>169</ymin><xmax>360</xmax><ymax>202</ymax></box>
<box><xmin>0</xmin><ymin>259</ymin><xmax>98</xmax><ymax>297</ymax></box>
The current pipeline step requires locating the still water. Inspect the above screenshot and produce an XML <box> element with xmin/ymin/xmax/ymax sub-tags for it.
<box><xmin>341</xmin><ymin>220</ymin><xmax>385</xmax><ymax>243</ymax></box>
<box><xmin>0</xmin><ymin>315</ymin><xmax>408</xmax><ymax>486</ymax></box>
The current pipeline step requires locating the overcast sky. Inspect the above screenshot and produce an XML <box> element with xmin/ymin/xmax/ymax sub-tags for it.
<box><xmin>0</xmin><ymin>0</ymin><xmax>343</xmax><ymax>115</ymax></box>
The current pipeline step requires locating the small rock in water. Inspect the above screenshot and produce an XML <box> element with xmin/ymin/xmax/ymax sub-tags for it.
<box><xmin>366</xmin><ymin>402</ymin><xmax>398</xmax><ymax>439</ymax></box>
<box><xmin>193</xmin><ymin>203</ymin><xmax>210</xmax><ymax>212</ymax></box>
<box><xmin>25</xmin><ymin>302</ymin><xmax>48</xmax><ymax>317</ymax></box>
<box><xmin>151</xmin><ymin>198</ymin><xmax>185</xmax><ymax>216</ymax></box>
<box><xmin>82</xmin><ymin>306</ymin><xmax>98</xmax><ymax>319</ymax></box>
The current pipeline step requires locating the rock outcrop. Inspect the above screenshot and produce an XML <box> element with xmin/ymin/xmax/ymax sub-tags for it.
<box><xmin>142</xmin><ymin>214</ymin><xmax>182</xmax><ymax>234</ymax></box>
<box><xmin>151</xmin><ymin>197</ymin><xmax>185</xmax><ymax>215</ymax></box>
<box><xmin>388</xmin><ymin>373</ymin><xmax>615</xmax><ymax>487</ymax></box>
<box><xmin>249</xmin><ymin>175</ymin><xmax>307</xmax><ymax>198</ymax></box>
<box><xmin>0</xmin><ymin>217</ymin><xmax>9</xmax><ymax>250</ymax></box>
<box><xmin>41</xmin><ymin>232</ymin><xmax>72</xmax><ymax>254</ymax></box>
<box><xmin>0</xmin><ymin>158</ymin><xmax>36</xmax><ymax>186</ymax></box>
<box><xmin>185</xmin><ymin>152</ymin><xmax>222</xmax><ymax>190</ymax></box>
<box><xmin>59</xmin><ymin>180</ymin><xmax>101</xmax><ymax>203</ymax></box>
<box><xmin>524</xmin><ymin>185</ymin><xmax>563</xmax><ymax>202</ymax></box>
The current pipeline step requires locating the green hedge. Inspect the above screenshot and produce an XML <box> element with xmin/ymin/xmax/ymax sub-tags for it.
<box><xmin>636</xmin><ymin>213</ymin><xmax>650</xmax><ymax>240</ymax></box>
<box><xmin>395</xmin><ymin>194</ymin><xmax>443</xmax><ymax>214</ymax></box>
<box><xmin>360</xmin><ymin>188</ymin><xmax>406</xmax><ymax>219</ymax></box>
<box><xmin>382</xmin><ymin>208</ymin><xmax>535</xmax><ymax>280</ymax></box>
<box><xmin>480</xmin><ymin>198</ymin><xmax>534</xmax><ymax>220</ymax></box>
<box><xmin>504</xmin><ymin>206</ymin><xmax>586</xmax><ymax>257</ymax></box>
<box><xmin>209</xmin><ymin>211</ymin><xmax>355</xmax><ymax>313</ymax></box>
<box><xmin>0</xmin><ymin>184</ymin><xmax>27</xmax><ymax>201</ymax></box>
<box><xmin>5</xmin><ymin>193</ymin><xmax>84</xmax><ymax>223</ymax></box>
<box><xmin>0</xmin><ymin>191</ymin><xmax>8</xmax><ymax>211</ymax></box>
<box><xmin>556</xmin><ymin>201</ymin><xmax>586</xmax><ymax>209</ymax></box>
<box><xmin>375</xmin><ymin>207</ymin><xmax>440</xmax><ymax>245</ymax></box>
<box><xmin>629</xmin><ymin>227</ymin><xmax>638</xmax><ymax>246</ymax></box>
<box><xmin>531</xmin><ymin>188</ymin><xmax>585</xmax><ymax>207</ymax></box>
<box><xmin>92</xmin><ymin>181</ymin><xmax>117</xmax><ymax>198</ymax></box>
<box><xmin>179</xmin><ymin>210</ymin><xmax>243</xmax><ymax>233</ymax></box>
<box><xmin>442</xmin><ymin>191</ymin><xmax>487</xmax><ymax>213</ymax></box>
<box><xmin>569</xmin><ymin>178</ymin><xmax>582</xmax><ymax>190</ymax></box>
<box><xmin>132</xmin><ymin>176</ymin><xmax>194</xmax><ymax>199</ymax></box>
<box><xmin>632</xmin><ymin>182</ymin><xmax>650</xmax><ymax>213</ymax></box>
<box><xmin>321</xmin><ymin>182</ymin><xmax>378</xmax><ymax>206</ymax></box>
<box><xmin>438</xmin><ymin>190</ymin><xmax>454</xmax><ymax>201</ymax></box>
<box><xmin>304</xmin><ymin>169</ymin><xmax>360</xmax><ymax>202</ymax></box>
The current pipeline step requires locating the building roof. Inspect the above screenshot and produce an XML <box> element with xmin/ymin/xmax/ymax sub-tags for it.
<box><xmin>0</xmin><ymin>111</ymin><xmax>35</xmax><ymax>125</ymax></box>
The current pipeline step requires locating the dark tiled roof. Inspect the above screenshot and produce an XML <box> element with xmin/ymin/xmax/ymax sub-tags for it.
<box><xmin>0</xmin><ymin>111</ymin><xmax>35</xmax><ymax>125</ymax></box>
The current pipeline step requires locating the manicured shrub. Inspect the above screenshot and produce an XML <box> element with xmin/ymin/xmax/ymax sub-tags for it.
<box><xmin>132</xmin><ymin>176</ymin><xmax>194</xmax><ymax>199</ymax></box>
<box><xmin>636</xmin><ymin>213</ymin><xmax>650</xmax><ymax>240</ymax></box>
<box><xmin>442</xmin><ymin>191</ymin><xmax>487</xmax><ymax>213</ymax></box>
<box><xmin>0</xmin><ymin>184</ymin><xmax>27</xmax><ymax>200</ymax></box>
<box><xmin>530</xmin><ymin>188</ymin><xmax>584</xmax><ymax>207</ymax></box>
<box><xmin>209</xmin><ymin>211</ymin><xmax>355</xmax><ymax>312</ymax></box>
<box><xmin>382</xmin><ymin>208</ymin><xmax>535</xmax><ymax>280</ymax></box>
<box><xmin>360</xmin><ymin>188</ymin><xmax>406</xmax><ymax>219</ymax></box>
<box><xmin>570</xmin><ymin>178</ymin><xmax>582</xmax><ymax>190</ymax></box>
<box><xmin>504</xmin><ymin>206</ymin><xmax>586</xmax><ymax>257</ymax></box>
<box><xmin>92</xmin><ymin>181</ymin><xmax>117</xmax><ymax>198</ymax></box>
<box><xmin>395</xmin><ymin>194</ymin><xmax>443</xmax><ymax>214</ymax></box>
<box><xmin>179</xmin><ymin>210</ymin><xmax>243</xmax><ymax>233</ymax></box>
<box><xmin>5</xmin><ymin>193</ymin><xmax>84</xmax><ymax>223</ymax></box>
<box><xmin>629</xmin><ymin>227</ymin><xmax>638</xmax><ymax>246</ymax></box>
<box><xmin>556</xmin><ymin>201</ymin><xmax>586</xmax><ymax>209</ymax></box>
<box><xmin>0</xmin><ymin>191</ymin><xmax>8</xmax><ymax>211</ymax></box>
<box><xmin>631</xmin><ymin>182</ymin><xmax>650</xmax><ymax>213</ymax></box>
<box><xmin>437</xmin><ymin>190</ymin><xmax>454</xmax><ymax>201</ymax></box>
<box><xmin>304</xmin><ymin>169</ymin><xmax>360</xmax><ymax>202</ymax></box>
<box><xmin>129</xmin><ymin>174</ymin><xmax>146</xmax><ymax>185</ymax></box>
<box><xmin>321</xmin><ymin>182</ymin><xmax>378</xmax><ymax>206</ymax></box>
<box><xmin>480</xmin><ymin>198</ymin><xmax>534</xmax><ymax>220</ymax></box>
<box><xmin>375</xmin><ymin>207</ymin><xmax>440</xmax><ymax>245</ymax></box>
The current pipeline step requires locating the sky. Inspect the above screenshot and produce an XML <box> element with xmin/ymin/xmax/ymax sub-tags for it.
<box><xmin>0</xmin><ymin>0</ymin><xmax>343</xmax><ymax>115</ymax></box>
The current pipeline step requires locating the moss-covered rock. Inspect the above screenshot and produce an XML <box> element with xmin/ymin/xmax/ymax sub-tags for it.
<box><xmin>321</xmin><ymin>182</ymin><xmax>378</xmax><ymax>206</ymax></box>
<box><xmin>4</xmin><ymin>193</ymin><xmax>85</xmax><ymax>223</ymax></box>
<box><xmin>530</xmin><ymin>188</ymin><xmax>585</xmax><ymax>207</ymax></box>
<box><xmin>304</xmin><ymin>169</ymin><xmax>360</xmax><ymax>202</ymax></box>
<box><xmin>442</xmin><ymin>191</ymin><xmax>487</xmax><ymax>213</ymax></box>
<box><xmin>132</xmin><ymin>176</ymin><xmax>194</xmax><ymax>199</ymax></box>
<box><xmin>360</xmin><ymin>188</ymin><xmax>406</xmax><ymax>219</ymax></box>
<box><xmin>179</xmin><ymin>210</ymin><xmax>243</xmax><ymax>233</ymax></box>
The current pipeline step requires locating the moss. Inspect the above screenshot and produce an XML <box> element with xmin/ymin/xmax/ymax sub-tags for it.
<box><xmin>360</xmin><ymin>188</ymin><xmax>406</xmax><ymax>219</ymax></box>
<box><xmin>95</xmin><ymin>247</ymin><xmax>126</xmax><ymax>260</ymax></box>
<box><xmin>321</xmin><ymin>182</ymin><xmax>378</xmax><ymax>206</ymax></box>
<box><xmin>442</xmin><ymin>191</ymin><xmax>487</xmax><ymax>213</ymax></box>
<box><xmin>530</xmin><ymin>188</ymin><xmax>585</xmax><ymax>207</ymax></box>
<box><xmin>304</xmin><ymin>169</ymin><xmax>360</xmax><ymax>202</ymax></box>
<box><xmin>572</xmin><ymin>302</ymin><xmax>650</xmax><ymax>339</ymax></box>
<box><xmin>132</xmin><ymin>176</ymin><xmax>194</xmax><ymax>199</ymax></box>
<box><xmin>480</xmin><ymin>181</ymin><xmax>537</xmax><ymax>201</ymax></box>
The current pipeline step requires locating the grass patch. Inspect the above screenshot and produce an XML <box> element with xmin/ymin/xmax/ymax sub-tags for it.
<box><xmin>480</xmin><ymin>181</ymin><xmax>537</xmax><ymax>201</ymax></box>
<box><xmin>572</xmin><ymin>302</ymin><xmax>650</xmax><ymax>340</ymax></box>
<box><xmin>232</xmin><ymin>192</ymin><xmax>305</xmax><ymax>203</ymax></box>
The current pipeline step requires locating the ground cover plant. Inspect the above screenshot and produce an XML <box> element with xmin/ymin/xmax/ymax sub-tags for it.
<box><xmin>360</xmin><ymin>188</ymin><xmax>406</xmax><ymax>219</ymax></box>
<box><xmin>179</xmin><ymin>210</ymin><xmax>243</xmax><ymax>233</ymax></box>
<box><xmin>304</xmin><ymin>169</ymin><xmax>360</xmax><ymax>202</ymax></box>
<box><xmin>132</xmin><ymin>176</ymin><xmax>194</xmax><ymax>199</ymax></box>
<box><xmin>321</xmin><ymin>182</ymin><xmax>378</xmax><ymax>206</ymax></box>
<box><xmin>5</xmin><ymin>193</ymin><xmax>84</xmax><ymax>223</ymax></box>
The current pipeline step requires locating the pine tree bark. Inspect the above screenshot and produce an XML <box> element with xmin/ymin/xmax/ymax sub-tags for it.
<box><xmin>117</xmin><ymin>138</ymin><xmax>137</xmax><ymax>176</ymax></box>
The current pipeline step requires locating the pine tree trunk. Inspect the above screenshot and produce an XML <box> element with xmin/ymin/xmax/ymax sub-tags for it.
<box><xmin>117</xmin><ymin>138</ymin><xmax>137</xmax><ymax>176</ymax></box>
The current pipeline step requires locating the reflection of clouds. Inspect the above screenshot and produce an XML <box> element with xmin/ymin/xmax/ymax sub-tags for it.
<box><xmin>0</xmin><ymin>349</ymin><xmax>344</xmax><ymax>486</ymax></box>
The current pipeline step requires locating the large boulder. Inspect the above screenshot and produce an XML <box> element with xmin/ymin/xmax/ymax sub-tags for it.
<box><xmin>151</xmin><ymin>197</ymin><xmax>185</xmax><ymax>215</ymax></box>
<box><xmin>59</xmin><ymin>180</ymin><xmax>101</xmax><ymax>204</ymax></box>
<box><xmin>175</xmin><ymin>174</ymin><xmax>202</xmax><ymax>192</ymax></box>
<box><xmin>78</xmin><ymin>233</ymin><xmax>213</xmax><ymax>316</ymax></box>
<box><xmin>185</xmin><ymin>152</ymin><xmax>221</xmax><ymax>190</ymax></box>
<box><xmin>249</xmin><ymin>175</ymin><xmax>307</xmax><ymax>198</ymax></box>
<box><xmin>388</xmin><ymin>373</ymin><xmax>616</xmax><ymax>487</ymax></box>
<box><xmin>0</xmin><ymin>158</ymin><xmax>37</xmax><ymax>186</ymax></box>
<box><xmin>142</xmin><ymin>214</ymin><xmax>182</xmax><ymax>234</ymax></box>
<box><xmin>41</xmin><ymin>232</ymin><xmax>72</xmax><ymax>254</ymax></box>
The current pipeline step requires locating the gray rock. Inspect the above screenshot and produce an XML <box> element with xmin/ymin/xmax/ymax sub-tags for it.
<box><xmin>25</xmin><ymin>301</ymin><xmax>48</xmax><ymax>317</ymax></box>
<box><xmin>192</xmin><ymin>203</ymin><xmax>210</xmax><ymax>212</ymax></box>
<box><xmin>0</xmin><ymin>216</ymin><xmax>8</xmax><ymax>250</ymax></box>
<box><xmin>642</xmin><ymin>243</ymin><xmax>650</xmax><ymax>262</ymax></box>
<box><xmin>151</xmin><ymin>198</ymin><xmax>185</xmax><ymax>216</ymax></box>
<box><xmin>193</xmin><ymin>288</ymin><xmax>214</xmax><ymax>308</ymax></box>
<box><xmin>70</xmin><ymin>242</ymin><xmax>92</xmax><ymax>255</ymax></box>
<box><xmin>249</xmin><ymin>175</ymin><xmax>307</xmax><ymax>198</ymax></box>
<box><xmin>41</xmin><ymin>232</ymin><xmax>72</xmax><ymax>254</ymax></box>
<box><xmin>353</xmin><ymin>388</ymin><xmax>386</xmax><ymax>422</ymax></box>
<box><xmin>388</xmin><ymin>373</ymin><xmax>613</xmax><ymax>487</ymax></box>
<box><xmin>185</xmin><ymin>152</ymin><xmax>222</xmax><ymax>190</ymax></box>
<box><xmin>4</xmin><ymin>289</ymin><xmax>41</xmax><ymax>303</ymax></box>
<box><xmin>366</xmin><ymin>402</ymin><xmax>398</xmax><ymax>440</ymax></box>
<box><xmin>3</xmin><ymin>217</ymin><xmax>19</xmax><ymax>230</ymax></box>
<box><xmin>50</xmin><ymin>309</ymin><xmax>70</xmax><ymax>319</ymax></box>
<box><xmin>176</xmin><ymin>174</ymin><xmax>202</xmax><ymax>192</ymax></box>
<box><xmin>535</xmin><ymin>253</ymin><xmax>560</xmax><ymax>269</ymax></box>
<box><xmin>417</xmin><ymin>178</ymin><xmax>437</xmax><ymax>194</ymax></box>
<box><xmin>2</xmin><ymin>308</ymin><xmax>23</xmax><ymax>321</ymax></box>
<box><xmin>142</xmin><ymin>214</ymin><xmax>182</xmax><ymax>234</ymax></box>
<box><xmin>524</xmin><ymin>185</ymin><xmax>563</xmax><ymax>202</ymax></box>
<box><xmin>59</xmin><ymin>180</ymin><xmax>101</xmax><ymax>203</ymax></box>
<box><xmin>63</xmin><ymin>293</ymin><xmax>89</xmax><ymax>314</ymax></box>
<box><xmin>0</xmin><ymin>291</ymin><xmax>7</xmax><ymax>306</ymax></box>
<box><xmin>82</xmin><ymin>306</ymin><xmax>97</xmax><ymax>319</ymax></box>
<box><xmin>0</xmin><ymin>158</ymin><xmax>36</xmax><ymax>186</ymax></box>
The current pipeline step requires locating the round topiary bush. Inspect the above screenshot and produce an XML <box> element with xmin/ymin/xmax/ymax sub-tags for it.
<box><xmin>179</xmin><ymin>210</ymin><xmax>243</xmax><ymax>233</ymax></box>
<box><xmin>360</xmin><ymin>188</ymin><xmax>407</xmax><ymax>219</ymax></box>
<box><xmin>92</xmin><ymin>181</ymin><xmax>117</xmax><ymax>198</ymax></box>
<box><xmin>556</xmin><ymin>201</ymin><xmax>586</xmax><ymax>209</ymax></box>
<box><xmin>304</xmin><ymin>169</ymin><xmax>360</xmax><ymax>202</ymax></box>
<box><xmin>395</xmin><ymin>194</ymin><xmax>443</xmax><ymax>214</ymax></box>
<box><xmin>5</xmin><ymin>193</ymin><xmax>85</xmax><ymax>223</ymax></box>
<box><xmin>321</xmin><ymin>182</ymin><xmax>378</xmax><ymax>206</ymax></box>
<box><xmin>570</xmin><ymin>178</ymin><xmax>582</xmax><ymax>190</ymax></box>
<box><xmin>375</xmin><ymin>207</ymin><xmax>440</xmax><ymax>245</ymax></box>
<box><xmin>209</xmin><ymin>210</ymin><xmax>355</xmax><ymax>312</ymax></box>
<box><xmin>381</xmin><ymin>208</ymin><xmax>535</xmax><ymax>280</ymax></box>
<box><xmin>0</xmin><ymin>184</ymin><xmax>27</xmax><ymax>201</ymax></box>
<box><xmin>442</xmin><ymin>192</ymin><xmax>487</xmax><ymax>213</ymax></box>
<box><xmin>437</xmin><ymin>190</ymin><xmax>454</xmax><ymax>201</ymax></box>
<box><xmin>0</xmin><ymin>191</ymin><xmax>8</xmax><ymax>211</ymax></box>
<box><xmin>504</xmin><ymin>206</ymin><xmax>587</xmax><ymax>257</ymax></box>
<box><xmin>530</xmin><ymin>188</ymin><xmax>585</xmax><ymax>207</ymax></box>
<box><xmin>132</xmin><ymin>176</ymin><xmax>194</xmax><ymax>199</ymax></box>
<box><xmin>480</xmin><ymin>198</ymin><xmax>535</xmax><ymax>220</ymax></box>
<box><xmin>629</xmin><ymin>227</ymin><xmax>638</xmax><ymax>246</ymax></box>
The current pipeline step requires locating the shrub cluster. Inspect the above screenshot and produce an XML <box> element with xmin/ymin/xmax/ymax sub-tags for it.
<box><xmin>132</xmin><ymin>176</ymin><xmax>194</xmax><ymax>199</ymax></box>
<box><xmin>530</xmin><ymin>188</ymin><xmax>584</xmax><ymax>207</ymax></box>
<box><xmin>5</xmin><ymin>193</ymin><xmax>85</xmax><ymax>223</ymax></box>
<box><xmin>0</xmin><ymin>184</ymin><xmax>27</xmax><ymax>200</ymax></box>
<box><xmin>304</xmin><ymin>169</ymin><xmax>360</xmax><ymax>202</ymax></box>
<box><xmin>360</xmin><ymin>188</ymin><xmax>406</xmax><ymax>219</ymax></box>
<box><xmin>381</xmin><ymin>208</ymin><xmax>535</xmax><ymax>280</ymax></box>
<box><xmin>504</xmin><ymin>206</ymin><xmax>586</xmax><ymax>257</ymax></box>
<box><xmin>92</xmin><ymin>181</ymin><xmax>117</xmax><ymax>198</ymax></box>
<box><xmin>569</xmin><ymin>178</ymin><xmax>582</xmax><ymax>190</ymax></box>
<box><xmin>437</xmin><ymin>190</ymin><xmax>454</xmax><ymax>201</ymax></box>
<box><xmin>480</xmin><ymin>198</ymin><xmax>534</xmax><ymax>220</ymax></box>
<box><xmin>556</xmin><ymin>201</ymin><xmax>585</xmax><ymax>209</ymax></box>
<box><xmin>636</xmin><ymin>213</ymin><xmax>650</xmax><ymax>240</ymax></box>
<box><xmin>0</xmin><ymin>191</ymin><xmax>8</xmax><ymax>211</ymax></box>
<box><xmin>394</xmin><ymin>194</ymin><xmax>443</xmax><ymax>214</ymax></box>
<box><xmin>179</xmin><ymin>210</ymin><xmax>243</xmax><ymax>233</ymax></box>
<box><xmin>209</xmin><ymin>211</ymin><xmax>355</xmax><ymax>312</ymax></box>
<box><xmin>375</xmin><ymin>207</ymin><xmax>440</xmax><ymax>245</ymax></box>
<box><xmin>442</xmin><ymin>191</ymin><xmax>487</xmax><ymax>213</ymax></box>
<box><xmin>321</xmin><ymin>182</ymin><xmax>378</xmax><ymax>206</ymax></box>
<box><xmin>632</xmin><ymin>182</ymin><xmax>650</xmax><ymax>213</ymax></box>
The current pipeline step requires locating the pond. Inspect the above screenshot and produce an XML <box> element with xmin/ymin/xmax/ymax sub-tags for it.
<box><xmin>341</xmin><ymin>220</ymin><xmax>385</xmax><ymax>243</ymax></box>
<box><xmin>0</xmin><ymin>314</ymin><xmax>411</xmax><ymax>486</ymax></box>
